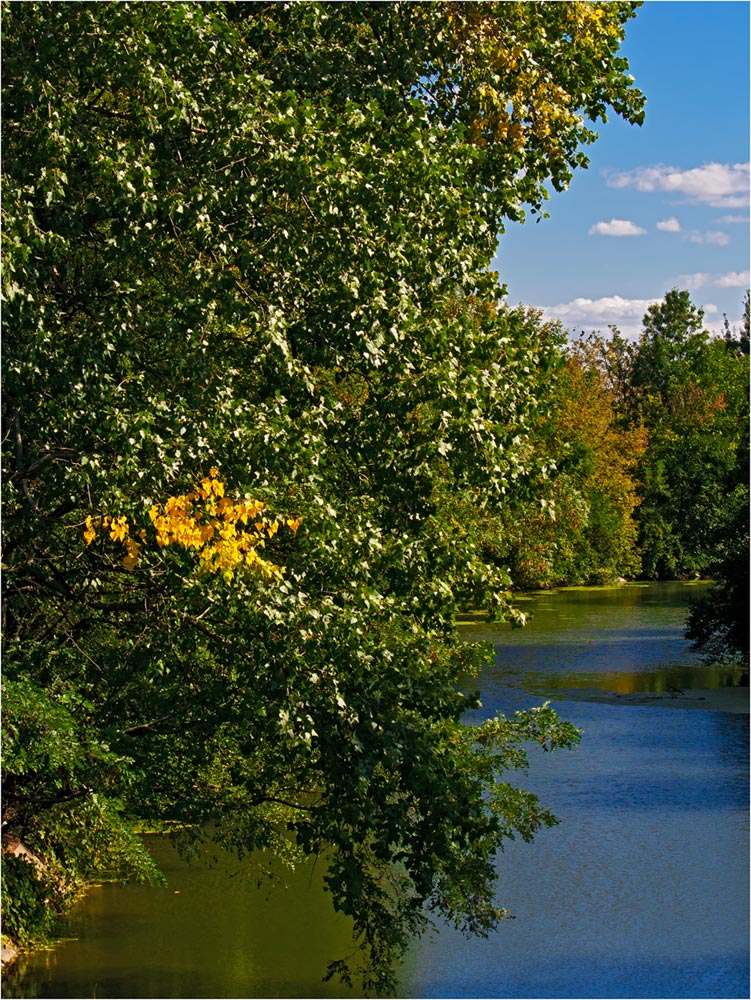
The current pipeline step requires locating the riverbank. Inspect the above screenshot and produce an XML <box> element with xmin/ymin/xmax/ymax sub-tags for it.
<box><xmin>1</xmin><ymin>937</ymin><xmax>18</xmax><ymax>969</ymax></box>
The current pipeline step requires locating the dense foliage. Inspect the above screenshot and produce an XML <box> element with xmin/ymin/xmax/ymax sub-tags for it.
<box><xmin>2</xmin><ymin>1</ymin><xmax>646</xmax><ymax>988</ymax></box>
<box><xmin>500</xmin><ymin>292</ymin><xmax>749</xmax><ymax>611</ymax></box>
<box><xmin>492</xmin><ymin>325</ymin><xmax>648</xmax><ymax>588</ymax></box>
<box><xmin>683</xmin><ymin>294</ymin><xmax>750</xmax><ymax>668</ymax></box>
<box><xmin>623</xmin><ymin>290</ymin><xmax>749</xmax><ymax>582</ymax></box>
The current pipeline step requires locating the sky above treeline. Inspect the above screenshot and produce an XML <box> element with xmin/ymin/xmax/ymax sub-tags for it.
<box><xmin>493</xmin><ymin>0</ymin><xmax>750</xmax><ymax>340</ymax></box>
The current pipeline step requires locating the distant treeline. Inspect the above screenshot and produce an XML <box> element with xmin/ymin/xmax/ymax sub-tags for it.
<box><xmin>492</xmin><ymin>289</ymin><xmax>749</xmax><ymax>593</ymax></box>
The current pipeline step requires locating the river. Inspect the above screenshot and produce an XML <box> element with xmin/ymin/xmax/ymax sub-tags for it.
<box><xmin>4</xmin><ymin>583</ymin><xmax>749</xmax><ymax>999</ymax></box>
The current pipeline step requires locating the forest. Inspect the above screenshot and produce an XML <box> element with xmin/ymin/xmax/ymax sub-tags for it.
<box><xmin>2</xmin><ymin>2</ymin><xmax>748</xmax><ymax>992</ymax></box>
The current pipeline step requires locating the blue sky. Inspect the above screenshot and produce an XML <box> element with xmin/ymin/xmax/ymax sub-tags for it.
<box><xmin>493</xmin><ymin>0</ymin><xmax>750</xmax><ymax>339</ymax></box>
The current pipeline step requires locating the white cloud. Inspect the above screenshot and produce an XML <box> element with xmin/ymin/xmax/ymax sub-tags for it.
<box><xmin>542</xmin><ymin>295</ymin><xmax>659</xmax><ymax>339</ymax></box>
<box><xmin>656</xmin><ymin>217</ymin><xmax>681</xmax><ymax>232</ymax></box>
<box><xmin>588</xmin><ymin>218</ymin><xmax>647</xmax><ymax>237</ymax></box>
<box><xmin>717</xmin><ymin>214</ymin><xmax>750</xmax><ymax>224</ymax></box>
<box><xmin>606</xmin><ymin>161</ymin><xmax>750</xmax><ymax>209</ymax></box>
<box><xmin>536</xmin><ymin>291</ymin><xmax>744</xmax><ymax>340</ymax></box>
<box><xmin>715</xmin><ymin>270</ymin><xmax>750</xmax><ymax>288</ymax></box>
<box><xmin>679</xmin><ymin>270</ymin><xmax>750</xmax><ymax>290</ymax></box>
<box><xmin>687</xmin><ymin>230</ymin><xmax>731</xmax><ymax>246</ymax></box>
<box><xmin>679</xmin><ymin>272</ymin><xmax>712</xmax><ymax>290</ymax></box>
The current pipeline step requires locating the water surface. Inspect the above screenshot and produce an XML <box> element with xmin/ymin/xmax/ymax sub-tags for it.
<box><xmin>5</xmin><ymin>583</ymin><xmax>748</xmax><ymax>999</ymax></box>
<box><xmin>405</xmin><ymin>583</ymin><xmax>749</xmax><ymax>999</ymax></box>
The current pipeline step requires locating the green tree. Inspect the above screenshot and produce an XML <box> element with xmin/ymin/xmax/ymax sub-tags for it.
<box><xmin>623</xmin><ymin>290</ymin><xmax>749</xmax><ymax>580</ymax></box>
<box><xmin>552</xmin><ymin>336</ymin><xmax>647</xmax><ymax>584</ymax></box>
<box><xmin>685</xmin><ymin>293</ymin><xmax>750</xmax><ymax>668</ymax></box>
<box><xmin>684</xmin><ymin>483</ymin><xmax>750</xmax><ymax>670</ymax></box>
<box><xmin>494</xmin><ymin>329</ymin><xmax>647</xmax><ymax>588</ymax></box>
<box><xmin>2</xmin><ymin>2</ymin><xmax>643</xmax><ymax>988</ymax></box>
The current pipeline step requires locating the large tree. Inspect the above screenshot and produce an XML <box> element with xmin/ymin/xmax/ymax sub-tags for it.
<box><xmin>2</xmin><ymin>2</ymin><xmax>644</xmax><ymax>988</ymax></box>
<box><xmin>622</xmin><ymin>290</ymin><xmax>749</xmax><ymax>580</ymax></box>
<box><xmin>685</xmin><ymin>293</ymin><xmax>750</xmax><ymax>668</ymax></box>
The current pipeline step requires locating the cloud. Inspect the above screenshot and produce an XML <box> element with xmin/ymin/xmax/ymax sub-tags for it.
<box><xmin>605</xmin><ymin>162</ymin><xmax>750</xmax><ymax>209</ymax></box>
<box><xmin>656</xmin><ymin>217</ymin><xmax>681</xmax><ymax>232</ymax></box>
<box><xmin>717</xmin><ymin>214</ymin><xmax>750</xmax><ymax>224</ymax></box>
<box><xmin>687</xmin><ymin>230</ymin><xmax>731</xmax><ymax>246</ymax></box>
<box><xmin>679</xmin><ymin>270</ymin><xmax>750</xmax><ymax>290</ymax></box>
<box><xmin>715</xmin><ymin>270</ymin><xmax>750</xmax><ymax>288</ymax></box>
<box><xmin>679</xmin><ymin>272</ymin><xmax>712</xmax><ymax>290</ymax></box>
<box><xmin>535</xmin><ymin>291</ymin><xmax>745</xmax><ymax>340</ymax></box>
<box><xmin>541</xmin><ymin>295</ymin><xmax>659</xmax><ymax>338</ymax></box>
<box><xmin>588</xmin><ymin>218</ymin><xmax>647</xmax><ymax>237</ymax></box>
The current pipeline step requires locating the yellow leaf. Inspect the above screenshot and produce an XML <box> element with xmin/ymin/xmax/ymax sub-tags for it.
<box><xmin>83</xmin><ymin>516</ymin><xmax>97</xmax><ymax>545</ymax></box>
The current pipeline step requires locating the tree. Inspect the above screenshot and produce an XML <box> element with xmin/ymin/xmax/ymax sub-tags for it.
<box><xmin>550</xmin><ymin>335</ymin><xmax>647</xmax><ymax>584</ymax></box>
<box><xmin>493</xmin><ymin>329</ymin><xmax>647</xmax><ymax>588</ymax></box>
<box><xmin>684</xmin><ymin>483</ymin><xmax>750</xmax><ymax>670</ymax></box>
<box><xmin>622</xmin><ymin>290</ymin><xmax>749</xmax><ymax>580</ymax></box>
<box><xmin>2</xmin><ymin>2</ymin><xmax>644</xmax><ymax>989</ymax></box>
<box><xmin>685</xmin><ymin>292</ymin><xmax>750</xmax><ymax>668</ymax></box>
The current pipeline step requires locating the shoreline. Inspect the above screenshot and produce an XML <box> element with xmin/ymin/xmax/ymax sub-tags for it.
<box><xmin>1</xmin><ymin>939</ymin><xmax>18</xmax><ymax>970</ymax></box>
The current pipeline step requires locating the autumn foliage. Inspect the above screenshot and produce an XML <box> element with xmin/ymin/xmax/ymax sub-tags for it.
<box><xmin>83</xmin><ymin>469</ymin><xmax>300</xmax><ymax>580</ymax></box>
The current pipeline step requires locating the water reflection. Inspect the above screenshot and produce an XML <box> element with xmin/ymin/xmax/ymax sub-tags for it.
<box><xmin>462</xmin><ymin>582</ymin><xmax>747</xmax><ymax>704</ymax></box>
<box><xmin>3</xmin><ymin>838</ymin><xmax>357</xmax><ymax>1000</ymax></box>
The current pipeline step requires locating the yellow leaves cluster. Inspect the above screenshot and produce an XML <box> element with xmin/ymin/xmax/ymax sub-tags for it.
<box><xmin>84</xmin><ymin>514</ymin><xmax>142</xmax><ymax>570</ymax></box>
<box><xmin>441</xmin><ymin>1</ymin><xmax>633</xmax><ymax>158</ymax></box>
<box><xmin>83</xmin><ymin>469</ymin><xmax>301</xmax><ymax>582</ymax></box>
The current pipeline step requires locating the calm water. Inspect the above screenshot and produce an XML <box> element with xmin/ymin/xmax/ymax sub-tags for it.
<box><xmin>5</xmin><ymin>583</ymin><xmax>749</xmax><ymax>999</ymax></box>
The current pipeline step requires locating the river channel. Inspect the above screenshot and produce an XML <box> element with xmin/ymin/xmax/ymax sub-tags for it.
<box><xmin>4</xmin><ymin>583</ymin><xmax>749</xmax><ymax>999</ymax></box>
